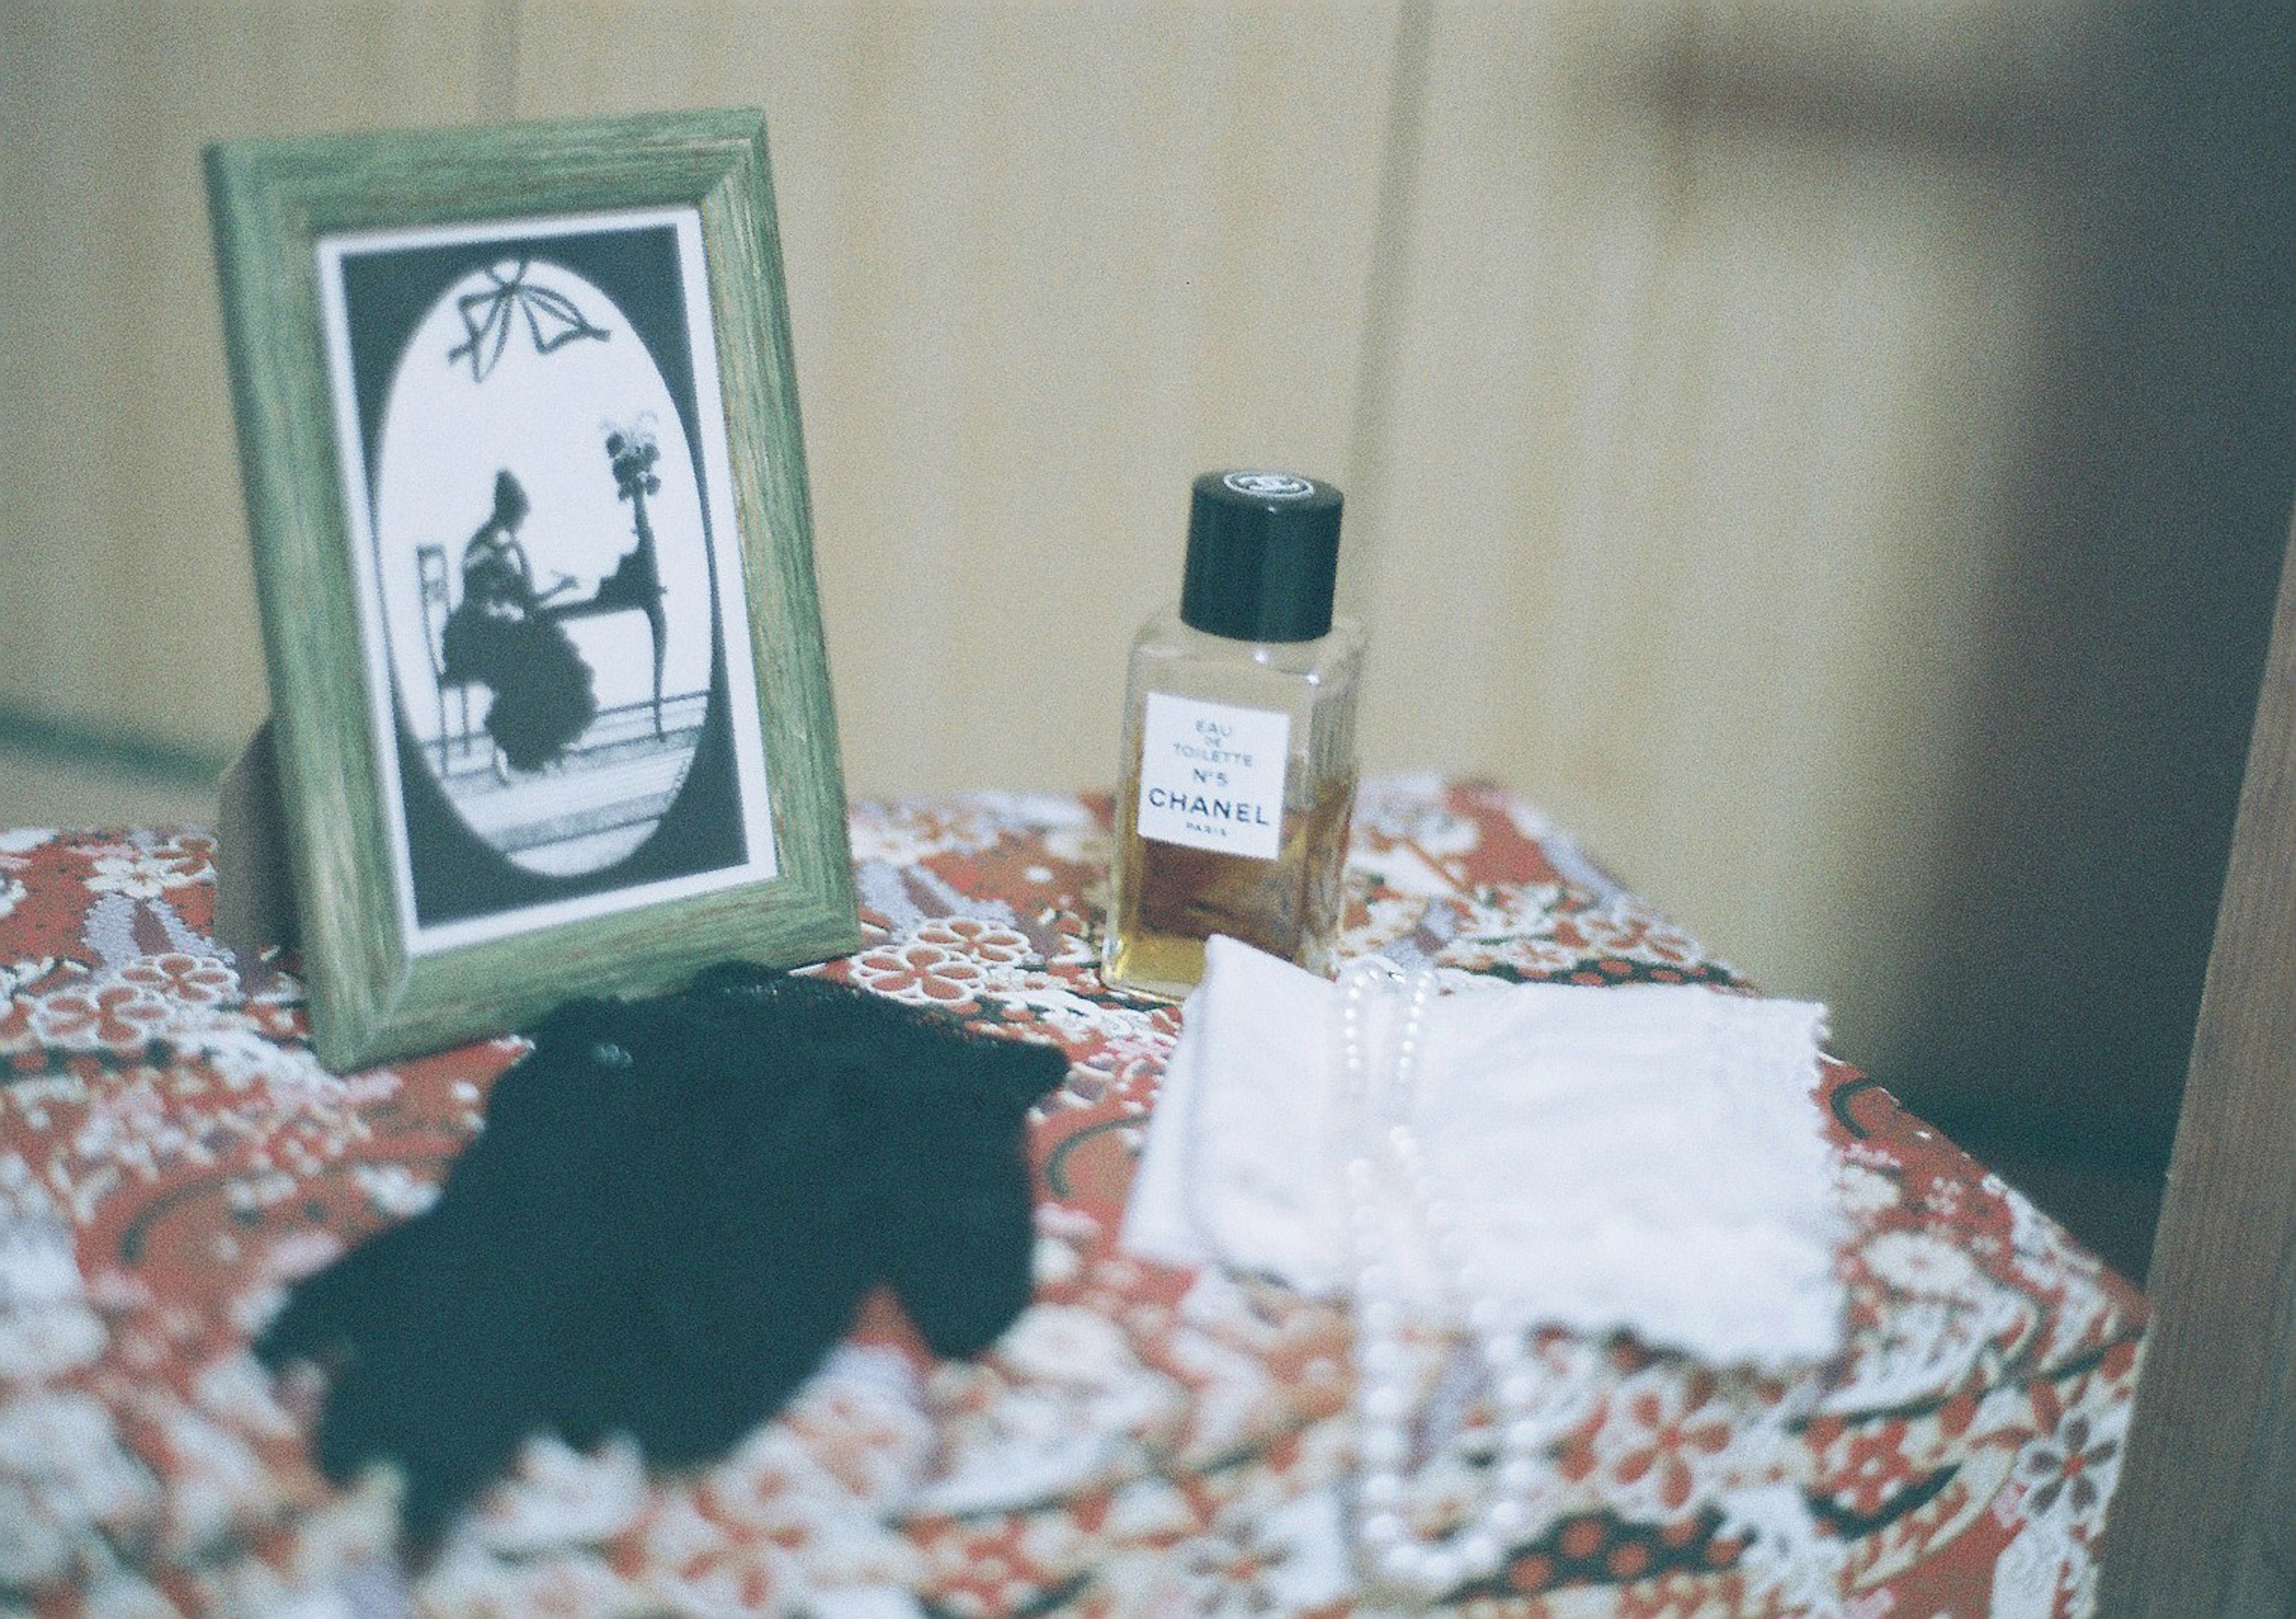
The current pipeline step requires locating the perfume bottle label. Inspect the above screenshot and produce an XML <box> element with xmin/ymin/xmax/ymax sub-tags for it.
<box><xmin>1137</xmin><ymin>693</ymin><xmax>1291</xmax><ymax>860</ymax></box>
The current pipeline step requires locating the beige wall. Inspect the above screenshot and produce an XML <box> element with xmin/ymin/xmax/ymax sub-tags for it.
<box><xmin>4</xmin><ymin>0</ymin><xmax>2289</xmax><ymax>1164</ymax></box>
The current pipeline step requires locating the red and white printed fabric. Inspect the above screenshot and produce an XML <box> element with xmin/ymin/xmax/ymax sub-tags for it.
<box><xmin>0</xmin><ymin>782</ymin><xmax>2144</xmax><ymax>1618</ymax></box>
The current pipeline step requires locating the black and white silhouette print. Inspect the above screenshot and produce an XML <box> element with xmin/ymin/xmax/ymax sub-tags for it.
<box><xmin>323</xmin><ymin>214</ymin><xmax>775</xmax><ymax>940</ymax></box>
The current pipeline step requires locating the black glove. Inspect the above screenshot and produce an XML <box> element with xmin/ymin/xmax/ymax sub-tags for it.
<box><xmin>255</xmin><ymin>966</ymin><xmax>1066</xmax><ymax>1546</ymax></box>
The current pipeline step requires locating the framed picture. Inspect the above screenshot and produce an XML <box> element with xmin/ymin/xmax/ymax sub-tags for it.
<box><xmin>207</xmin><ymin>110</ymin><xmax>859</xmax><ymax>1069</ymax></box>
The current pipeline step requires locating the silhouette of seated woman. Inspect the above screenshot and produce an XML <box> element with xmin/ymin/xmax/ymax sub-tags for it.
<box><xmin>438</xmin><ymin>470</ymin><xmax>597</xmax><ymax>772</ymax></box>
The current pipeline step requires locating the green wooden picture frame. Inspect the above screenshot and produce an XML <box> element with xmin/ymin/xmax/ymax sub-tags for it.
<box><xmin>206</xmin><ymin>109</ymin><xmax>859</xmax><ymax>1070</ymax></box>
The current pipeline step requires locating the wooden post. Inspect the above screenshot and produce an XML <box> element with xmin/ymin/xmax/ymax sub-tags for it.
<box><xmin>2099</xmin><ymin>502</ymin><xmax>2296</xmax><ymax>1617</ymax></box>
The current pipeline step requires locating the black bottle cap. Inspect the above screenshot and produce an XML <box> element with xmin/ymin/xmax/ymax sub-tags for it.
<box><xmin>1180</xmin><ymin>470</ymin><xmax>1344</xmax><ymax>643</ymax></box>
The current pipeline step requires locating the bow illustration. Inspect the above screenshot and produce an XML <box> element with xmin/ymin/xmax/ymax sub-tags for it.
<box><xmin>447</xmin><ymin>258</ymin><xmax>611</xmax><ymax>383</ymax></box>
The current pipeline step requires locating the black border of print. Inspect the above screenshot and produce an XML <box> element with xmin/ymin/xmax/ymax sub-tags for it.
<box><xmin>334</xmin><ymin>221</ymin><xmax>744</xmax><ymax>929</ymax></box>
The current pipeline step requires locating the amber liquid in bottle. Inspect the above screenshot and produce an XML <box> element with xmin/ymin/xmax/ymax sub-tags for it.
<box><xmin>1107</xmin><ymin>765</ymin><xmax>1357</xmax><ymax>995</ymax></box>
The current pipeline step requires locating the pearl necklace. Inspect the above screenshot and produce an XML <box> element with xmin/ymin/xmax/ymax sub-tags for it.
<box><xmin>1338</xmin><ymin>962</ymin><xmax>1544</xmax><ymax>1604</ymax></box>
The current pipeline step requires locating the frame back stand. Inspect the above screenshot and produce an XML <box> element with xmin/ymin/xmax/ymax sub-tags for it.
<box><xmin>212</xmin><ymin>720</ymin><xmax>300</xmax><ymax>959</ymax></box>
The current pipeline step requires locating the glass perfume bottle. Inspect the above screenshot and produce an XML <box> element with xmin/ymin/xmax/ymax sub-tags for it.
<box><xmin>1103</xmin><ymin>470</ymin><xmax>1366</xmax><ymax>999</ymax></box>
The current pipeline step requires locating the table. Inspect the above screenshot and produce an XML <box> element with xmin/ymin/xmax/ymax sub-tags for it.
<box><xmin>0</xmin><ymin>780</ymin><xmax>2144</xmax><ymax>1618</ymax></box>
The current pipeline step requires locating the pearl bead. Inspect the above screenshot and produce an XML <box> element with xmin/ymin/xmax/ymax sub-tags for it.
<box><xmin>1358</xmin><ymin>1471</ymin><xmax>1403</xmax><ymax>1509</ymax></box>
<box><xmin>1360</xmin><ymin>1426</ymin><xmax>1409</xmax><ymax>1468</ymax></box>
<box><xmin>1379</xmin><ymin>1541</ymin><xmax>1424</xmax><ymax>1578</ymax></box>
<box><xmin>1497</xmin><ymin>1457</ymin><xmax>1540</xmax><ymax>1494</ymax></box>
<box><xmin>1358</xmin><ymin>1509</ymin><xmax>1406</xmax><ymax>1548</ymax></box>
<box><xmin>1455</xmin><ymin>1531</ymin><xmax>1503</xmax><ymax>1578</ymax></box>
<box><xmin>1503</xmin><ymin>1417</ymin><xmax>1546</xmax><ymax>1453</ymax></box>
<box><xmin>1498</xmin><ymin>1373</ymin><xmax>1540</xmax><ymax>1409</ymax></box>
<box><xmin>1362</xmin><ymin>1383</ymin><xmax>1410</xmax><ymax>1423</ymax></box>
<box><xmin>1415</xmin><ymin>1548</ymin><xmax>1461</xmax><ymax>1594</ymax></box>
<box><xmin>1480</xmin><ymin>1337</ymin><xmax>1527</xmax><ymax>1374</ymax></box>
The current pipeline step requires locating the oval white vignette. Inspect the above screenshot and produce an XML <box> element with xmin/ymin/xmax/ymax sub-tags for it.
<box><xmin>371</xmin><ymin>258</ymin><xmax>718</xmax><ymax>878</ymax></box>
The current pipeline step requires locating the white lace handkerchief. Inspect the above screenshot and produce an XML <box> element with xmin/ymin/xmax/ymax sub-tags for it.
<box><xmin>1121</xmin><ymin>936</ymin><xmax>1848</xmax><ymax>1370</ymax></box>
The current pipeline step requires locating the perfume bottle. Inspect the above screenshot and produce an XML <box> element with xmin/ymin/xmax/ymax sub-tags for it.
<box><xmin>1103</xmin><ymin>470</ymin><xmax>1366</xmax><ymax>999</ymax></box>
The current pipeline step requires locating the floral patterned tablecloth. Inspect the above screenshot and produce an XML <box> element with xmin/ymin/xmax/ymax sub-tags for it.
<box><xmin>0</xmin><ymin>780</ymin><xmax>2142</xmax><ymax>1619</ymax></box>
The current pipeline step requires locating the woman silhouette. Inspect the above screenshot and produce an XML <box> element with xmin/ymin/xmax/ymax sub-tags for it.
<box><xmin>438</xmin><ymin>470</ymin><xmax>597</xmax><ymax>771</ymax></box>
